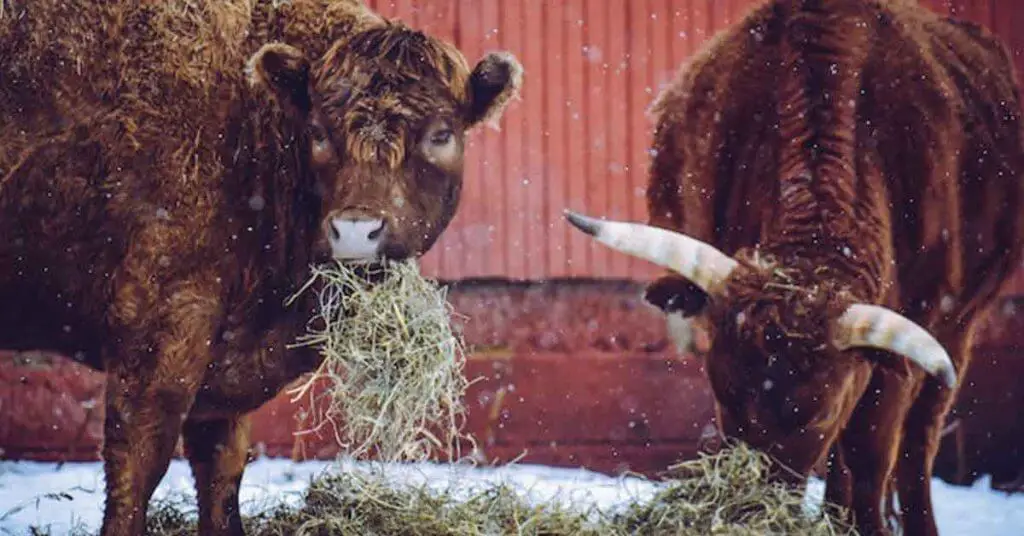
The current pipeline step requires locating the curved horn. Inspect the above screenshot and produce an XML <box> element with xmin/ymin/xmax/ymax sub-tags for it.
<box><xmin>833</xmin><ymin>303</ymin><xmax>957</xmax><ymax>389</ymax></box>
<box><xmin>563</xmin><ymin>209</ymin><xmax>738</xmax><ymax>294</ymax></box>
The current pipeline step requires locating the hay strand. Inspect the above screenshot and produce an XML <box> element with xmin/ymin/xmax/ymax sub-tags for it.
<box><xmin>285</xmin><ymin>259</ymin><xmax>474</xmax><ymax>463</ymax></box>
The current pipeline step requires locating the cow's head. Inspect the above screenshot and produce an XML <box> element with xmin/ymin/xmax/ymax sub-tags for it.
<box><xmin>247</xmin><ymin>21</ymin><xmax>522</xmax><ymax>263</ymax></box>
<box><xmin>564</xmin><ymin>210</ymin><xmax>957</xmax><ymax>475</ymax></box>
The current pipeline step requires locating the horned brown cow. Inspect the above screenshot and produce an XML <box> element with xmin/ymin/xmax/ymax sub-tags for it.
<box><xmin>0</xmin><ymin>1</ymin><xmax>521</xmax><ymax>534</ymax></box>
<box><xmin>566</xmin><ymin>1</ymin><xmax>1024</xmax><ymax>535</ymax></box>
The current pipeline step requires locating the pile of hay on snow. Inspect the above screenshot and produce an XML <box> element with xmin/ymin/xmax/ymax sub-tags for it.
<box><xmin>285</xmin><ymin>259</ymin><xmax>473</xmax><ymax>463</ymax></box>
<box><xmin>237</xmin><ymin>470</ymin><xmax>600</xmax><ymax>536</ymax></box>
<box><xmin>114</xmin><ymin>443</ymin><xmax>856</xmax><ymax>536</ymax></box>
<box><xmin>612</xmin><ymin>442</ymin><xmax>856</xmax><ymax>535</ymax></box>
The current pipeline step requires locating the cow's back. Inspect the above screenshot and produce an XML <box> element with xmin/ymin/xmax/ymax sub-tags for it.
<box><xmin>0</xmin><ymin>1</ymin><xmax>270</xmax><ymax>365</ymax></box>
<box><xmin>0</xmin><ymin>2</ymin><xmax>257</xmax><ymax>161</ymax></box>
<box><xmin>0</xmin><ymin>2</ymin><xmax>259</xmax><ymax>267</ymax></box>
<box><xmin>856</xmin><ymin>4</ymin><xmax>1024</xmax><ymax>326</ymax></box>
<box><xmin>645</xmin><ymin>0</ymin><xmax>1024</xmax><ymax>328</ymax></box>
<box><xmin>922</xmin><ymin>14</ymin><xmax>1024</xmax><ymax>323</ymax></box>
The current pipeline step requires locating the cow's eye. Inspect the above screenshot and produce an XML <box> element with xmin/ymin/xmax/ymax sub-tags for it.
<box><xmin>421</xmin><ymin>122</ymin><xmax>460</xmax><ymax>168</ymax></box>
<box><xmin>429</xmin><ymin>128</ymin><xmax>453</xmax><ymax>146</ymax></box>
<box><xmin>309</xmin><ymin>121</ymin><xmax>334</xmax><ymax>163</ymax></box>
<box><xmin>309</xmin><ymin>122</ymin><xmax>330</xmax><ymax>144</ymax></box>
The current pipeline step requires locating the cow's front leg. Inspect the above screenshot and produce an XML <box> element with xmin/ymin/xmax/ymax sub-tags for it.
<box><xmin>897</xmin><ymin>331</ymin><xmax>969</xmax><ymax>536</ymax></box>
<box><xmin>100</xmin><ymin>363</ymin><xmax>204</xmax><ymax>536</ymax></box>
<box><xmin>838</xmin><ymin>363</ymin><xmax>912</xmax><ymax>536</ymax></box>
<box><xmin>183</xmin><ymin>415</ymin><xmax>251</xmax><ymax>536</ymax></box>
<box><xmin>824</xmin><ymin>443</ymin><xmax>853</xmax><ymax>516</ymax></box>
<box><xmin>99</xmin><ymin>275</ymin><xmax>221</xmax><ymax>536</ymax></box>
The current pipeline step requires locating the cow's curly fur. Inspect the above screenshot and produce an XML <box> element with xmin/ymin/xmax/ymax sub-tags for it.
<box><xmin>642</xmin><ymin>1</ymin><xmax>1024</xmax><ymax>535</ymax></box>
<box><xmin>0</xmin><ymin>2</ymin><xmax>521</xmax><ymax>535</ymax></box>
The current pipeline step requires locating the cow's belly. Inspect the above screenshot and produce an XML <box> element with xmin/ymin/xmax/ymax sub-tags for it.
<box><xmin>0</xmin><ymin>284</ymin><xmax>109</xmax><ymax>370</ymax></box>
<box><xmin>188</xmin><ymin>341</ymin><xmax>323</xmax><ymax>421</ymax></box>
<box><xmin>188</xmin><ymin>371</ymin><xmax>303</xmax><ymax>421</ymax></box>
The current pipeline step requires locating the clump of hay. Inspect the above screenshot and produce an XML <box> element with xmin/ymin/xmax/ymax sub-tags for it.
<box><xmin>88</xmin><ymin>443</ymin><xmax>854</xmax><ymax>536</ymax></box>
<box><xmin>285</xmin><ymin>259</ymin><xmax>473</xmax><ymax>463</ymax></box>
<box><xmin>612</xmin><ymin>442</ymin><xmax>856</xmax><ymax>535</ymax></box>
<box><xmin>242</xmin><ymin>470</ymin><xmax>601</xmax><ymax>536</ymax></box>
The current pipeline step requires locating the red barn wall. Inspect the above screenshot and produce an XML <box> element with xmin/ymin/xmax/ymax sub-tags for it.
<box><xmin>3</xmin><ymin>0</ymin><xmax>1024</xmax><ymax>487</ymax></box>
<box><xmin>377</xmin><ymin>0</ymin><xmax>1024</xmax><ymax>284</ymax></box>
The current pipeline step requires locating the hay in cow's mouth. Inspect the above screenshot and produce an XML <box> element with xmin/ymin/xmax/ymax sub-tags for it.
<box><xmin>284</xmin><ymin>259</ymin><xmax>473</xmax><ymax>463</ymax></box>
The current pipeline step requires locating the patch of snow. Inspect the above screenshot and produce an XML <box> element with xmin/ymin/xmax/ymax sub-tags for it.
<box><xmin>1</xmin><ymin>457</ymin><xmax>1022</xmax><ymax>535</ymax></box>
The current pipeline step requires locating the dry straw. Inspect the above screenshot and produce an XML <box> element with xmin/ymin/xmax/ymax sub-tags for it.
<box><xmin>613</xmin><ymin>442</ymin><xmax>856</xmax><ymax>535</ymax></box>
<box><xmin>284</xmin><ymin>259</ymin><xmax>474</xmax><ymax>463</ymax></box>
<box><xmin>39</xmin><ymin>443</ymin><xmax>856</xmax><ymax>535</ymax></box>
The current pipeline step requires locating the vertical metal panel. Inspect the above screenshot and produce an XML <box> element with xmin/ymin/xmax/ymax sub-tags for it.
<box><xmin>363</xmin><ymin>1</ymin><xmax>1024</xmax><ymax>283</ymax></box>
<box><xmin>628</xmin><ymin>0</ymin><xmax>654</xmax><ymax>281</ymax></box>
<box><xmin>450</xmin><ymin>0</ymin><xmax>488</xmax><ymax>278</ymax></box>
<box><xmin>482</xmin><ymin>0</ymin><xmax>507</xmax><ymax>278</ymax></box>
<box><xmin>582</xmin><ymin>0</ymin><xmax>610</xmax><ymax>277</ymax></box>
<box><xmin>563</xmin><ymin>1</ymin><xmax>591</xmax><ymax>277</ymax></box>
<box><xmin>498</xmin><ymin>0</ymin><xmax>526</xmax><ymax>280</ymax></box>
<box><xmin>542</xmin><ymin>1</ymin><xmax>570</xmax><ymax>278</ymax></box>
<box><xmin>522</xmin><ymin>0</ymin><xmax>548</xmax><ymax>280</ymax></box>
<box><xmin>604</xmin><ymin>1</ymin><xmax>631</xmax><ymax>277</ymax></box>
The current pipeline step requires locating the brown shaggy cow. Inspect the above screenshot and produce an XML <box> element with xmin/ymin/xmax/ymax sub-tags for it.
<box><xmin>566</xmin><ymin>1</ymin><xmax>1024</xmax><ymax>535</ymax></box>
<box><xmin>0</xmin><ymin>1</ymin><xmax>521</xmax><ymax>534</ymax></box>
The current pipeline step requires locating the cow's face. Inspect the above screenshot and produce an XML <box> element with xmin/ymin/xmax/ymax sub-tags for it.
<box><xmin>248</xmin><ymin>25</ymin><xmax>522</xmax><ymax>262</ymax></box>
<box><xmin>692</xmin><ymin>262</ymin><xmax>873</xmax><ymax>476</ymax></box>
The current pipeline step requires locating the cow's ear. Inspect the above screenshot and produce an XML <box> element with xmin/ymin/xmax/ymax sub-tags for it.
<box><xmin>644</xmin><ymin>273</ymin><xmax>709</xmax><ymax>317</ymax></box>
<box><xmin>247</xmin><ymin>43</ymin><xmax>313</xmax><ymax>116</ymax></box>
<box><xmin>466</xmin><ymin>51</ymin><xmax>523</xmax><ymax>130</ymax></box>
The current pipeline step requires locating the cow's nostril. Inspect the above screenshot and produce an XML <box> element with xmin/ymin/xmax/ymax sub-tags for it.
<box><xmin>367</xmin><ymin>220</ymin><xmax>386</xmax><ymax>240</ymax></box>
<box><xmin>328</xmin><ymin>221</ymin><xmax>342</xmax><ymax>241</ymax></box>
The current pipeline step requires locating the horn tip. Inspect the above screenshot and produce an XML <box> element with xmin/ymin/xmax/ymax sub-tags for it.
<box><xmin>938</xmin><ymin>365</ymin><xmax>957</xmax><ymax>390</ymax></box>
<box><xmin>564</xmin><ymin>209</ymin><xmax>601</xmax><ymax>237</ymax></box>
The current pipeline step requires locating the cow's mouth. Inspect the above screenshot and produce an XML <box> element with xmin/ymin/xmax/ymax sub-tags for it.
<box><xmin>312</xmin><ymin>238</ymin><xmax>415</xmax><ymax>278</ymax></box>
<box><xmin>378</xmin><ymin>241</ymin><xmax>412</xmax><ymax>262</ymax></box>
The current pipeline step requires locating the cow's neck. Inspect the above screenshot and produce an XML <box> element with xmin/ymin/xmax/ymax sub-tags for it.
<box><xmin>218</xmin><ymin>94</ymin><xmax>328</xmax><ymax>381</ymax></box>
<box><xmin>223</xmin><ymin>92</ymin><xmax>320</xmax><ymax>281</ymax></box>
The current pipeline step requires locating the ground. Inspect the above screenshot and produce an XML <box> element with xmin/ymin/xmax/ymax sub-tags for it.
<box><xmin>1</xmin><ymin>456</ymin><xmax>1022</xmax><ymax>535</ymax></box>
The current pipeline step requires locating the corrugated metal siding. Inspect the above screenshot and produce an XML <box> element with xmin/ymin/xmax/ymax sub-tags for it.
<box><xmin>366</xmin><ymin>0</ymin><xmax>1024</xmax><ymax>282</ymax></box>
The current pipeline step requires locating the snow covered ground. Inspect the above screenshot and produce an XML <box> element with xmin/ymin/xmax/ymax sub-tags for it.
<box><xmin>2</xmin><ymin>456</ymin><xmax>1023</xmax><ymax>535</ymax></box>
